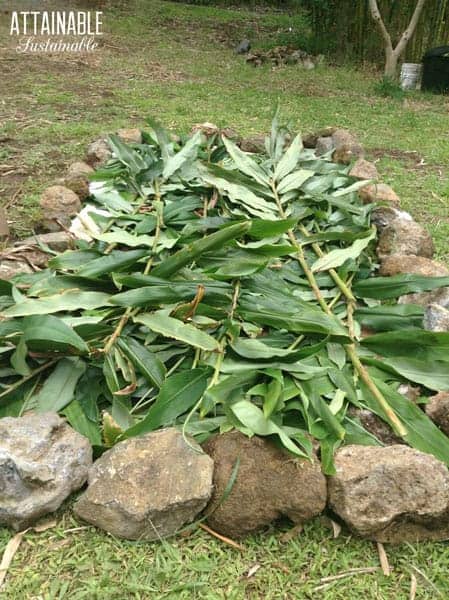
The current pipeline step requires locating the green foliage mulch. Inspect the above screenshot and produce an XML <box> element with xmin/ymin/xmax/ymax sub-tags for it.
<box><xmin>1</xmin><ymin>114</ymin><xmax>449</xmax><ymax>473</ymax></box>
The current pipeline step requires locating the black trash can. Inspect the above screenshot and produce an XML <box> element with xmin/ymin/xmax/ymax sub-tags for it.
<box><xmin>422</xmin><ymin>46</ymin><xmax>449</xmax><ymax>93</ymax></box>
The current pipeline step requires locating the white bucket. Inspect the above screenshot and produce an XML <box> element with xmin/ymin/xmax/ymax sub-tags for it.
<box><xmin>400</xmin><ymin>63</ymin><xmax>422</xmax><ymax>90</ymax></box>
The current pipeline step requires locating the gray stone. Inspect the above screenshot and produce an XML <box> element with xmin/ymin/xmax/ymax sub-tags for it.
<box><xmin>39</xmin><ymin>185</ymin><xmax>82</xmax><ymax>232</ymax></box>
<box><xmin>349</xmin><ymin>158</ymin><xmax>379</xmax><ymax>181</ymax></box>
<box><xmin>371</xmin><ymin>207</ymin><xmax>411</xmax><ymax>231</ymax></box>
<box><xmin>315</xmin><ymin>136</ymin><xmax>335</xmax><ymax>156</ymax></box>
<box><xmin>0</xmin><ymin>412</ymin><xmax>92</xmax><ymax>530</ymax></box>
<box><xmin>328</xmin><ymin>445</ymin><xmax>449</xmax><ymax>543</ymax></box>
<box><xmin>203</xmin><ymin>431</ymin><xmax>326</xmax><ymax>539</ymax></box>
<box><xmin>74</xmin><ymin>428</ymin><xmax>213</xmax><ymax>540</ymax></box>
<box><xmin>359</xmin><ymin>183</ymin><xmax>400</xmax><ymax>206</ymax></box>
<box><xmin>236</xmin><ymin>39</ymin><xmax>251</xmax><ymax>54</ymax></box>
<box><xmin>86</xmin><ymin>138</ymin><xmax>112</xmax><ymax>167</ymax></box>
<box><xmin>0</xmin><ymin>260</ymin><xmax>33</xmax><ymax>280</ymax></box>
<box><xmin>376</xmin><ymin>217</ymin><xmax>434</xmax><ymax>259</ymax></box>
<box><xmin>17</xmin><ymin>232</ymin><xmax>75</xmax><ymax>253</ymax></box>
<box><xmin>424</xmin><ymin>304</ymin><xmax>449</xmax><ymax>332</ymax></box>
<box><xmin>301</xmin><ymin>57</ymin><xmax>315</xmax><ymax>70</ymax></box>
<box><xmin>331</xmin><ymin>129</ymin><xmax>364</xmax><ymax>164</ymax></box>
<box><xmin>426</xmin><ymin>392</ymin><xmax>449</xmax><ymax>436</ymax></box>
<box><xmin>400</xmin><ymin>287</ymin><xmax>449</xmax><ymax>308</ymax></box>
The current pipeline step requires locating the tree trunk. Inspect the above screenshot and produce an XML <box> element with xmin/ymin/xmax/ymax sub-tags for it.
<box><xmin>369</xmin><ymin>0</ymin><xmax>428</xmax><ymax>79</ymax></box>
<box><xmin>384</xmin><ymin>48</ymin><xmax>397</xmax><ymax>79</ymax></box>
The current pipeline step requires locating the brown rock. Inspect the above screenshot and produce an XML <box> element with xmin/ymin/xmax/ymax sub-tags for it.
<box><xmin>376</xmin><ymin>218</ymin><xmax>434</xmax><ymax>259</ymax></box>
<box><xmin>203</xmin><ymin>431</ymin><xmax>326</xmax><ymax>539</ymax></box>
<box><xmin>379</xmin><ymin>255</ymin><xmax>449</xmax><ymax>277</ymax></box>
<box><xmin>426</xmin><ymin>392</ymin><xmax>449</xmax><ymax>435</ymax></box>
<box><xmin>86</xmin><ymin>138</ymin><xmax>112</xmax><ymax>167</ymax></box>
<box><xmin>239</xmin><ymin>134</ymin><xmax>266</xmax><ymax>154</ymax></box>
<box><xmin>58</xmin><ymin>162</ymin><xmax>93</xmax><ymax>201</ymax></box>
<box><xmin>349</xmin><ymin>158</ymin><xmax>379</xmax><ymax>181</ymax></box>
<box><xmin>74</xmin><ymin>428</ymin><xmax>213</xmax><ymax>541</ymax></box>
<box><xmin>191</xmin><ymin>122</ymin><xmax>219</xmax><ymax>137</ymax></box>
<box><xmin>331</xmin><ymin>129</ymin><xmax>364</xmax><ymax>164</ymax></box>
<box><xmin>328</xmin><ymin>445</ymin><xmax>449</xmax><ymax>543</ymax></box>
<box><xmin>39</xmin><ymin>185</ymin><xmax>82</xmax><ymax>232</ymax></box>
<box><xmin>220</xmin><ymin>127</ymin><xmax>241</xmax><ymax>143</ymax></box>
<box><xmin>302</xmin><ymin>127</ymin><xmax>336</xmax><ymax>149</ymax></box>
<box><xmin>359</xmin><ymin>183</ymin><xmax>400</xmax><ymax>206</ymax></box>
<box><xmin>400</xmin><ymin>287</ymin><xmax>449</xmax><ymax>308</ymax></box>
<box><xmin>117</xmin><ymin>128</ymin><xmax>142</xmax><ymax>144</ymax></box>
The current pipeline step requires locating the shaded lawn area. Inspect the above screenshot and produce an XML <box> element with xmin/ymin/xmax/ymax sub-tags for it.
<box><xmin>0</xmin><ymin>2</ymin><xmax>449</xmax><ymax>598</ymax></box>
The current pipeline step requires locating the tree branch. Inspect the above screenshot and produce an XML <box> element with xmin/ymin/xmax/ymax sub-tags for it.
<box><xmin>368</xmin><ymin>0</ymin><xmax>393</xmax><ymax>51</ymax></box>
<box><xmin>394</xmin><ymin>0</ymin><xmax>427</xmax><ymax>57</ymax></box>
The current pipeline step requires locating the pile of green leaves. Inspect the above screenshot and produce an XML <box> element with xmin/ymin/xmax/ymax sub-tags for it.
<box><xmin>2</xmin><ymin>115</ymin><xmax>449</xmax><ymax>473</ymax></box>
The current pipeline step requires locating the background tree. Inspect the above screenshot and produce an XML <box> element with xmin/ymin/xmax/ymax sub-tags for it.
<box><xmin>368</xmin><ymin>0</ymin><xmax>428</xmax><ymax>78</ymax></box>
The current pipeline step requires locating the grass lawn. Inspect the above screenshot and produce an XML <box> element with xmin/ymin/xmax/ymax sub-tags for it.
<box><xmin>0</xmin><ymin>1</ymin><xmax>449</xmax><ymax>598</ymax></box>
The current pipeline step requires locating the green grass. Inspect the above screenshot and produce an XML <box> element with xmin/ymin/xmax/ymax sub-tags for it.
<box><xmin>1</xmin><ymin>1</ymin><xmax>449</xmax><ymax>596</ymax></box>
<box><xmin>1</xmin><ymin>507</ymin><xmax>448</xmax><ymax>599</ymax></box>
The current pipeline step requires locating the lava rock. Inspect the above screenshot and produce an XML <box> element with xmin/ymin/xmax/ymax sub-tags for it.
<box><xmin>371</xmin><ymin>207</ymin><xmax>411</xmax><ymax>231</ymax></box>
<box><xmin>328</xmin><ymin>445</ymin><xmax>449</xmax><ymax>543</ymax></box>
<box><xmin>203</xmin><ymin>431</ymin><xmax>326</xmax><ymax>539</ymax></box>
<box><xmin>39</xmin><ymin>185</ymin><xmax>82</xmax><ymax>232</ymax></box>
<box><xmin>58</xmin><ymin>162</ymin><xmax>93</xmax><ymax>201</ymax></box>
<box><xmin>0</xmin><ymin>412</ymin><xmax>92</xmax><ymax>530</ymax></box>
<box><xmin>426</xmin><ymin>392</ymin><xmax>449</xmax><ymax>436</ymax></box>
<box><xmin>302</xmin><ymin>127</ymin><xmax>336</xmax><ymax>149</ymax></box>
<box><xmin>315</xmin><ymin>136</ymin><xmax>335</xmax><ymax>156</ymax></box>
<box><xmin>86</xmin><ymin>137</ymin><xmax>112</xmax><ymax>167</ymax></box>
<box><xmin>190</xmin><ymin>122</ymin><xmax>219</xmax><ymax>137</ymax></box>
<box><xmin>236</xmin><ymin>39</ymin><xmax>251</xmax><ymax>54</ymax></box>
<box><xmin>331</xmin><ymin>129</ymin><xmax>364</xmax><ymax>164</ymax></box>
<box><xmin>74</xmin><ymin>428</ymin><xmax>213</xmax><ymax>540</ymax></box>
<box><xmin>359</xmin><ymin>183</ymin><xmax>400</xmax><ymax>206</ymax></box>
<box><xmin>117</xmin><ymin>128</ymin><xmax>142</xmax><ymax>144</ymax></box>
<box><xmin>376</xmin><ymin>217</ymin><xmax>434</xmax><ymax>259</ymax></box>
<box><xmin>239</xmin><ymin>134</ymin><xmax>266</xmax><ymax>154</ymax></box>
<box><xmin>379</xmin><ymin>256</ymin><xmax>449</xmax><ymax>308</ymax></box>
<box><xmin>424</xmin><ymin>304</ymin><xmax>449</xmax><ymax>332</ymax></box>
<box><xmin>349</xmin><ymin>158</ymin><xmax>379</xmax><ymax>181</ymax></box>
<box><xmin>379</xmin><ymin>254</ymin><xmax>449</xmax><ymax>277</ymax></box>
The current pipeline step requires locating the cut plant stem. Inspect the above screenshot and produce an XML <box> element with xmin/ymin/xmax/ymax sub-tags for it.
<box><xmin>271</xmin><ymin>180</ymin><xmax>407</xmax><ymax>439</ymax></box>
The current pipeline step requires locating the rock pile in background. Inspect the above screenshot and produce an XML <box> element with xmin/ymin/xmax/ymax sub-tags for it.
<box><xmin>245</xmin><ymin>46</ymin><xmax>319</xmax><ymax>69</ymax></box>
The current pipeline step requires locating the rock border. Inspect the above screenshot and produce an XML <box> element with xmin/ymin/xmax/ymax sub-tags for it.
<box><xmin>2</xmin><ymin>124</ymin><xmax>449</xmax><ymax>543</ymax></box>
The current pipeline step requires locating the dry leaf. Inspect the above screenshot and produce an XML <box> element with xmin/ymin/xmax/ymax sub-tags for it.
<box><xmin>377</xmin><ymin>542</ymin><xmax>391</xmax><ymax>577</ymax></box>
<box><xmin>0</xmin><ymin>529</ymin><xmax>30</xmax><ymax>589</ymax></box>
